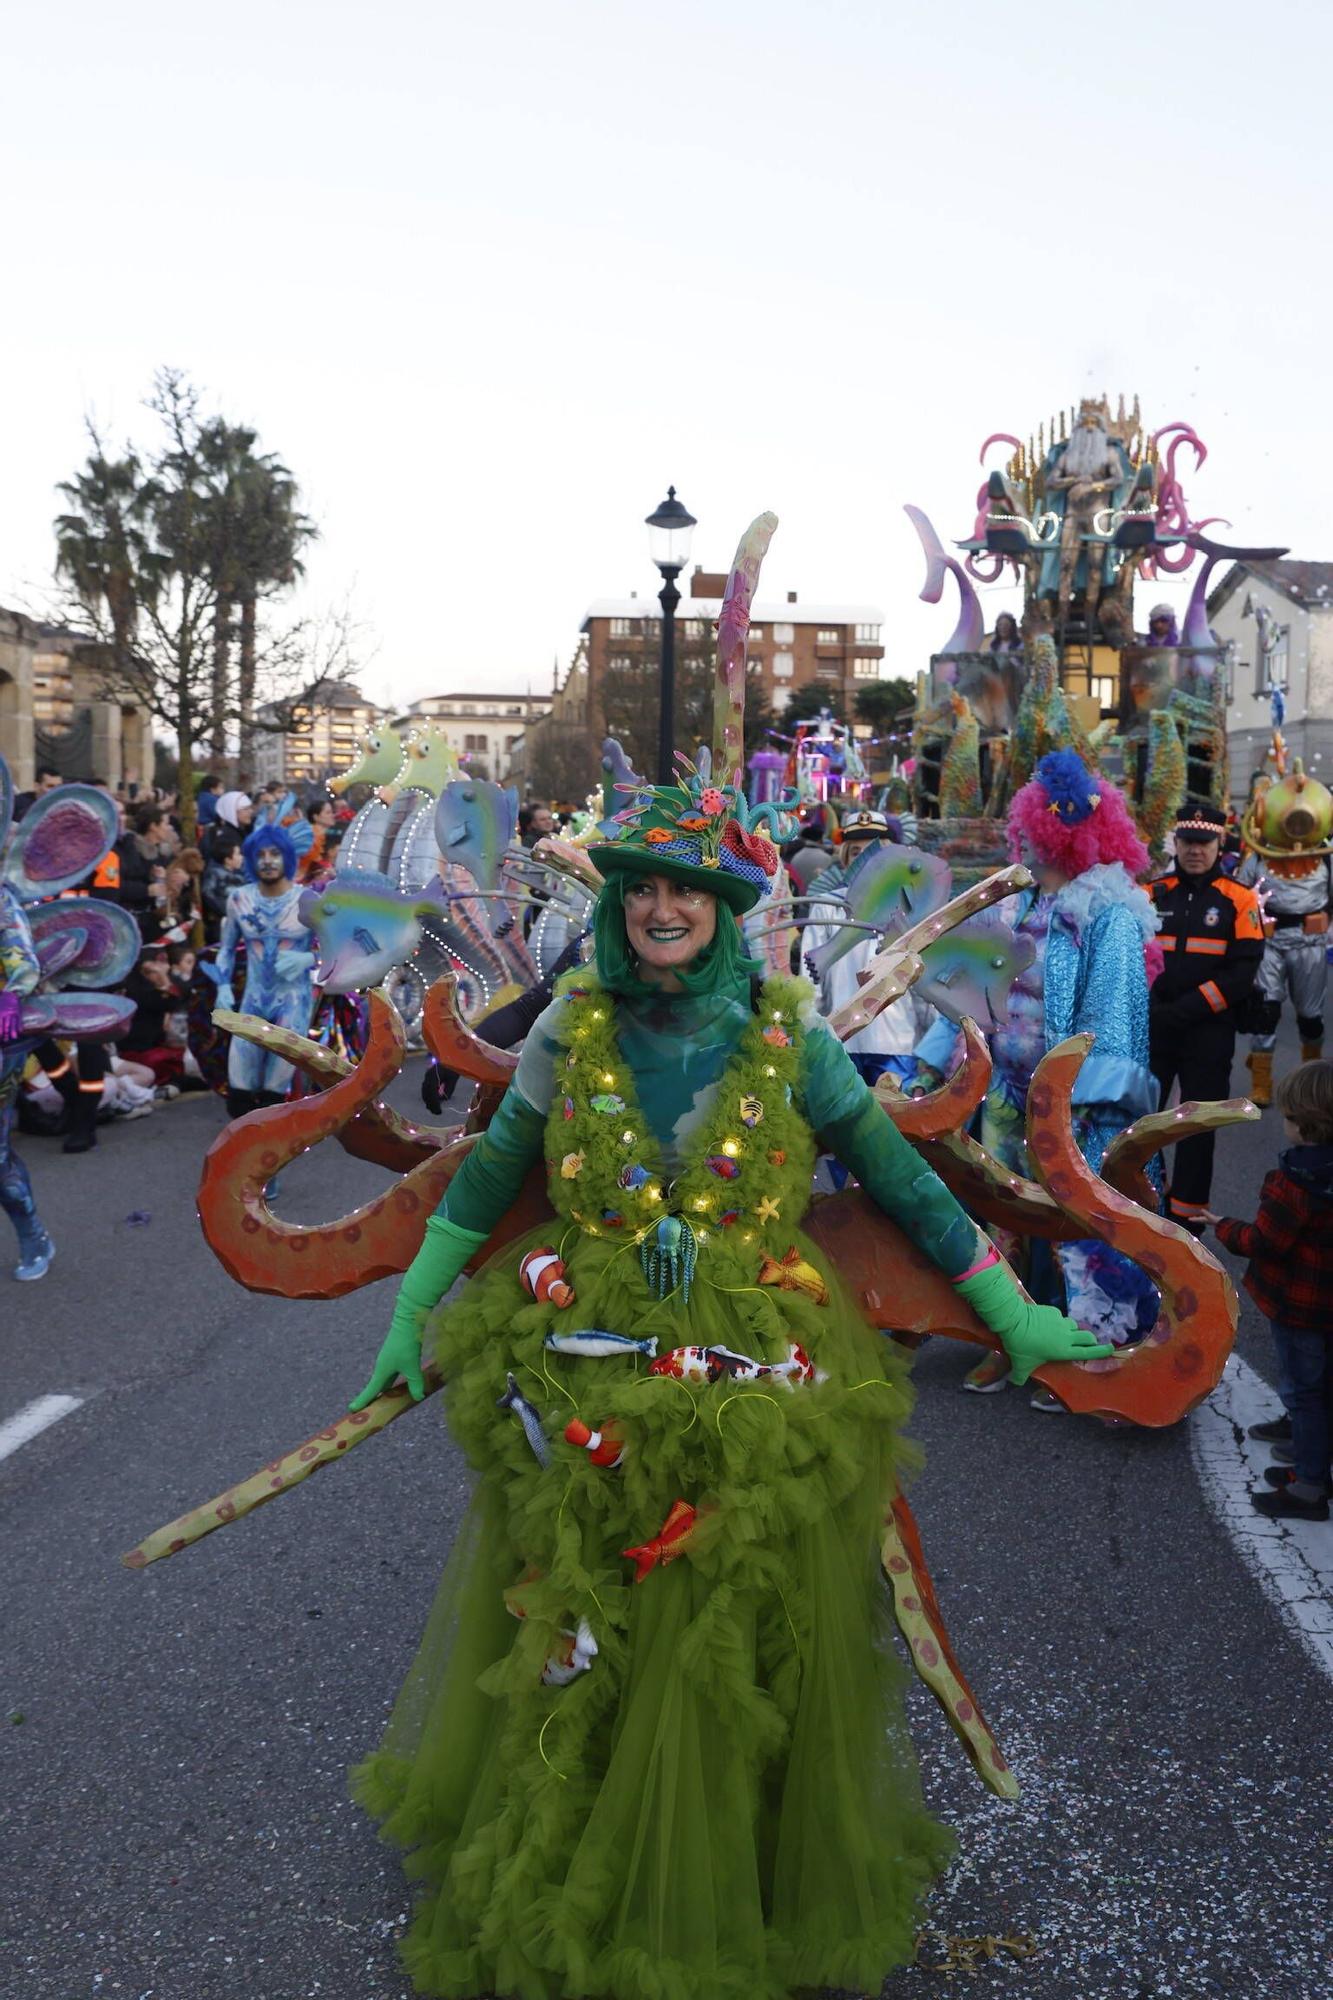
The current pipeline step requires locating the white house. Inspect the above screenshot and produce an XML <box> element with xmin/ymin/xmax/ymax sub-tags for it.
<box><xmin>1208</xmin><ymin>560</ymin><xmax>1333</xmax><ymax>802</ymax></box>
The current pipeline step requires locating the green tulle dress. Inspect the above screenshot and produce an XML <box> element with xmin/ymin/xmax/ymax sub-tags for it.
<box><xmin>353</xmin><ymin>972</ymin><xmax>973</xmax><ymax>2000</ymax></box>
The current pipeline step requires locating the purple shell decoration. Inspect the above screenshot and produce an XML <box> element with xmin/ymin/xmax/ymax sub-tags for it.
<box><xmin>5</xmin><ymin>786</ymin><xmax>118</xmax><ymax>899</ymax></box>
<box><xmin>26</xmin><ymin>899</ymin><xmax>140</xmax><ymax>989</ymax></box>
<box><xmin>17</xmin><ymin>995</ymin><xmax>58</xmax><ymax>1036</ymax></box>
<box><xmin>43</xmin><ymin>992</ymin><xmax>136</xmax><ymax>1039</ymax></box>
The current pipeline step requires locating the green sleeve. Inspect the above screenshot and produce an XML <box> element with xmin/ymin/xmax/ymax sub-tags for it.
<box><xmin>433</xmin><ymin>1077</ymin><xmax>549</xmax><ymax>1235</ymax></box>
<box><xmin>389</xmin><ymin>1081</ymin><xmax>548</xmax><ymax>1337</ymax></box>
<box><xmin>801</xmin><ymin>1016</ymin><xmax>977</xmax><ymax>1278</ymax></box>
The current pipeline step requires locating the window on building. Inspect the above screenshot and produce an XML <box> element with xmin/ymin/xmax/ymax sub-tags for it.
<box><xmin>749</xmin><ymin>627</ymin><xmax>764</xmax><ymax>642</ymax></box>
<box><xmin>464</xmin><ymin>733</ymin><xmax>488</xmax><ymax>752</ymax></box>
<box><xmin>1090</xmin><ymin>676</ymin><xmax>1116</xmax><ymax>710</ymax></box>
<box><xmin>817</xmin><ymin>628</ymin><xmax>840</xmax><ymax>645</ymax></box>
<box><xmin>853</xmin><ymin>658</ymin><xmax>880</xmax><ymax>679</ymax></box>
<box><xmin>459</xmin><ymin>703</ymin><xmax>475</xmax><ymax>714</ymax></box>
<box><xmin>772</xmin><ymin>653</ymin><xmax>794</xmax><ymax>679</ymax></box>
<box><xmin>610</xmin><ymin>617</ymin><xmax>632</xmax><ymax>636</ymax></box>
<box><xmin>608</xmin><ymin>653</ymin><xmax>632</xmax><ymax>671</ymax></box>
<box><xmin>775</xmin><ymin>623</ymin><xmax>795</xmax><ymax>644</ymax></box>
<box><xmin>684</xmin><ymin>619</ymin><xmax>705</xmax><ymax>639</ymax></box>
<box><xmin>855</xmin><ymin>623</ymin><xmax>882</xmax><ymax>643</ymax></box>
<box><xmin>772</xmin><ymin>686</ymin><xmax>792</xmax><ymax>713</ymax></box>
<box><xmin>815</xmin><ymin>661</ymin><xmax>839</xmax><ymax>679</ymax></box>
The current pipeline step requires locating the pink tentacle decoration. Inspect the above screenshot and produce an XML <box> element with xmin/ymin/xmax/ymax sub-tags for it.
<box><xmin>1151</xmin><ymin>422</ymin><xmax>1208</xmax><ymax>536</ymax></box>
<box><xmin>965</xmin><ymin>549</ymin><xmax>1009</xmax><ymax>584</ymax></box>
<box><xmin>905</xmin><ymin>504</ymin><xmax>985</xmax><ymax>656</ymax></box>
<box><xmin>978</xmin><ymin>432</ymin><xmax>1023</xmax><ymax>465</ymax></box>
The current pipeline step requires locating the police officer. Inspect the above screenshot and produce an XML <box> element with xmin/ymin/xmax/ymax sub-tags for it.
<box><xmin>1149</xmin><ymin>802</ymin><xmax>1265</xmax><ymax>1230</ymax></box>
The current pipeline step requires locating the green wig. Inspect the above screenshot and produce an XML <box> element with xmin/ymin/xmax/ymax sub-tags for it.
<box><xmin>592</xmin><ymin>875</ymin><xmax>762</xmax><ymax>998</ymax></box>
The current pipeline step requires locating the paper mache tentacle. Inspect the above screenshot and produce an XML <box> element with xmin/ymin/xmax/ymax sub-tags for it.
<box><xmin>198</xmin><ymin>989</ymin><xmax>549</xmax><ymax>1298</ymax></box>
<box><xmin>218</xmin><ymin>1011</ymin><xmax>456</xmax><ymax>1172</ymax></box>
<box><xmin>883</xmin><ymin>1491</ymin><xmax>1018</xmax><ymax>1801</ymax></box>
<box><xmin>1021</xmin><ymin>1036</ymin><xmax>1237</xmax><ymax>1424</ymax></box>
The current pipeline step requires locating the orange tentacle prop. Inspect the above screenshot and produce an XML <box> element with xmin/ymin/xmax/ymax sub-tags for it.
<box><xmin>1022</xmin><ymin>1036</ymin><xmax>1237</xmax><ymax>1425</ymax></box>
<box><xmin>198</xmin><ymin>991</ymin><xmax>551</xmax><ymax>1298</ymax></box>
<box><xmin>422</xmin><ymin>973</ymin><xmax>519</xmax><ymax>1084</ymax></box>
<box><xmin>218</xmin><ymin>1010</ymin><xmax>456</xmax><ymax>1173</ymax></box>
<box><xmin>883</xmin><ymin>1492</ymin><xmax>1017</xmax><ymax>1800</ymax></box>
<box><xmin>1101</xmin><ymin>1097</ymin><xmax>1259</xmax><ymax>1209</ymax></box>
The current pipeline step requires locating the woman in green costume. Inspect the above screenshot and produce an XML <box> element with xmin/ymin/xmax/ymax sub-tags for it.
<box><xmin>350</xmin><ymin>778</ymin><xmax>1109</xmax><ymax>2000</ymax></box>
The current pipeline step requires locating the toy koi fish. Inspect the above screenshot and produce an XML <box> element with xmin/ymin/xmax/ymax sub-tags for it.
<box><xmin>544</xmin><ymin>1329</ymin><xmax>658</xmax><ymax>1360</ymax></box>
<box><xmin>564</xmin><ymin>1416</ymin><xmax>625</xmax><ymax>1468</ymax></box>
<box><xmin>497</xmin><ymin>1372</ymin><xmax>551</xmax><ymax>1466</ymax></box>
<box><xmin>542</xmin><ymin>1617</ymin><xmax>599</xmax><ymax>1686</ymax></box>
<box><xmin>623</xmin><ymin>1499</ymin><xmax>699</xmax><ymax>1583</ymax></box>
<box><xmin>766</xmin><ymin>1341</ymin><xmax>825</xmax><ymax>1387</ymax></box>
<box><xmin>649</xmin><ymin>1343</ymin><xmax>765</xmax><ymax>1384</ymax></box>
<box><xmin>757</xmin><ymin>1245</ymin><xmax>830</xmax><ymax>1306</ymax></box>
<box><xmin>520</xmin><ymin>1247</ymin><xmax>575</xmax><ymax>1309</ymax></box>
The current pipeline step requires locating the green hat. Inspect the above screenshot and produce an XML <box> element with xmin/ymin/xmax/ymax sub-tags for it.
<box><xmin>587</xmin><ymin>778</ymin><xmax>780</xmax><ymax>914</ymax></box>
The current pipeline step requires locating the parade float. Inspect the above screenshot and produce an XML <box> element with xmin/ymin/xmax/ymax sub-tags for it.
<box><xmin>891</xmin><ymin>394</ymin><xmax>1288</xmax><ymax>878</ymax></box>
<box><xmin>127</xmin><ymin>508</ymin><xmax>1258</xmax><ymax>1802</ymax></box>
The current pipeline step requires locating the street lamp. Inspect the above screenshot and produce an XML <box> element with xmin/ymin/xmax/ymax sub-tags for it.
<box><xmin>645</xmin><ymin>485</ymin><xmax>697</xmax><ymax>782</ymax></box>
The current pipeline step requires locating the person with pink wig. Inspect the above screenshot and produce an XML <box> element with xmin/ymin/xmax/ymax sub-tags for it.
<box><xmin>915</xmin><ymin>750</ymin><xmax>1163</xmax><ymax>1401</ymax></box>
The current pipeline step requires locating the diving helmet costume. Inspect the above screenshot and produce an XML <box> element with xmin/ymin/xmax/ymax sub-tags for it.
<box><xmin>1238</xmin><ymin>760</ymin><xmax>1333</xmax><ymax>1095</ymax></box>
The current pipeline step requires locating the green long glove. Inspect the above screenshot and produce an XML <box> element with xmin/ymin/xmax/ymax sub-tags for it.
<box><xmin>954</xmin><ymin>1256</ymin><xmax>1114</xmax><ymax>1386</ymax></box>
<box><xmin>349</xmin><ymin>1213</ymin><xmax>489</xmax><ymax>1410</ymax></box>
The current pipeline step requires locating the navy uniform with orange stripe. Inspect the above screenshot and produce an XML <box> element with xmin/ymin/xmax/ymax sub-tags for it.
<box><xmin>1149</xmin><ymin>804</ymin><xmax>1264</xmax><ymax>1227</ymax></box>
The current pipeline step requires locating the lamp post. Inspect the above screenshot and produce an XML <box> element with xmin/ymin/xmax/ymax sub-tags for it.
<box><xmin>645</xmin><ymin>485</ymin><xmax>697</xmax><ymax>783</ymax></box>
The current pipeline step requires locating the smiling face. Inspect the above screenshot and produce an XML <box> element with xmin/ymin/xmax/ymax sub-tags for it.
<box><xmin>622</xmin><ymin>873</ymin><xmax>717</xmax><ymax>986</ymax></box>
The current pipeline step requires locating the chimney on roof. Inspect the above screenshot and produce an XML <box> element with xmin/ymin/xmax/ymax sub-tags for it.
<box><xmin>690</xmin><ymin>569</ymin><xmax>727</xmax><ymax>598</ymax></box>
<box><xmin>787</xmin><ymin>590</ymin><xmax>797</xmax><ymax>604</ymax></box>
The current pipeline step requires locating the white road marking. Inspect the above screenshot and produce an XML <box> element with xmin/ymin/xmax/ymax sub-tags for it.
<box><xmin>0</xmin><ymin>1393</ymin><xmax>84</xmax><ymax>1465</ymax></box>
<box><xmin>1190</xmin><ymin>1355</ymin><xmax>1333</xmax><ymax>1685</ymax></box>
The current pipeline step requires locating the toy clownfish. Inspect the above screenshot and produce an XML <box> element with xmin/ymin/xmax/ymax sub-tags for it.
<box><xmin>520</xmin><ymin>1247</ymin><xmax>575</xmax><ymax>1309</ymax></box>
<box><xmin>564</xmin><ymin>1416</ymin><xmax>625</xmax><ymax>1469</ymax></box>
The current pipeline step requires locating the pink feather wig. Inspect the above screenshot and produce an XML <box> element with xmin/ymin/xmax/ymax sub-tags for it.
<box><xmin>1007</xmin><ymin>750</ymin><xmax>1151</xmax><ymax>881</ymax></box>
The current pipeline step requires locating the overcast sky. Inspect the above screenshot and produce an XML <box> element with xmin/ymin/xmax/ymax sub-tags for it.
<box><xmin>3</xmin><ymin>1</ymin><xmax>1329</xmax><ymax>715</ymax></box>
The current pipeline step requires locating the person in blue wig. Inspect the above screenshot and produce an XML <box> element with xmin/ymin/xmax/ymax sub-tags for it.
<box><xmin>212</xmin><ymin>822</ymin><xmax>317</xmax><ymax>1118</ymax></box>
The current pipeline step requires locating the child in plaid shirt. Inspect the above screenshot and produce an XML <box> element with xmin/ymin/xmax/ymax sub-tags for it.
<box><xmin>1203</xmin><ymin>1060</ymin><xmax>1333</xmax><ymax>1523</ymax></box>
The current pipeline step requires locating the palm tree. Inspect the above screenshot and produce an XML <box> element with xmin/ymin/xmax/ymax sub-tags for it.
<box><xmin>197</xmin><ymin>418</ymin><xmax>260</xmax><ymax>757</ymax></box>
<box><xmin>54</xmin><ymin>442</ymin><xmax>158</xmax><ymax>675</ymax></box>
<box><xmin>232</xmin><ymin>454</ymin><xmax>317</xmax><ymax>767</ymax></box>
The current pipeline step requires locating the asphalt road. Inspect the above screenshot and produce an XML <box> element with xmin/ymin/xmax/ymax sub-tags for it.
<box><xmin>2</xmin><ymin>1024</ymin><xmax>1330</xmax><ymax>2000</ymax></box>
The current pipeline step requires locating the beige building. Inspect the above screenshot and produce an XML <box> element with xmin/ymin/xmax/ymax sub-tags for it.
<box><xmin>1208</xmin><ymin>560</ymin><xmax>1333</xmax><ymax>801</ymax></box>
<box><xmin>252</xmin><ymin>681</ymin><xmax>388</xmax><ymax>787</ymax></box>
<box><xmin>0</xmin><ymin>607</ymin><xmax>153</xmax><ymax>791</ymax></box>
<box><xmin>391</xmin><ymin>690</ymin><xmax>552</xmax><ymax>784</ymax></box>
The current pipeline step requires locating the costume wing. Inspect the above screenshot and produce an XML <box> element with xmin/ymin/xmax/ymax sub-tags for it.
<box><xmin>4</xmin><ymin>784</ymin><xmax>118</xmax><ymax>900</ymax></box>
<box><xmin>27</xmin><ymin>898</ymin><xmax>141</xmax><ymax>989</ymax></box>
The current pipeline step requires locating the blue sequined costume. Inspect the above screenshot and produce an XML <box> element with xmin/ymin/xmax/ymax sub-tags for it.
<box><xmin>0</xmin><ymin>885</ymin><xmax>50</xmax><ymax>1272</ymax></box>
<box><xmin>215</xmin><ymin>880</ymin><xmax>316</xmax><ymax>1099</ymax></box>
<box><xmin>916</xmin><ymin>864</ymin><xmax>1161</xmax><ymax>1344</ymax></box>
